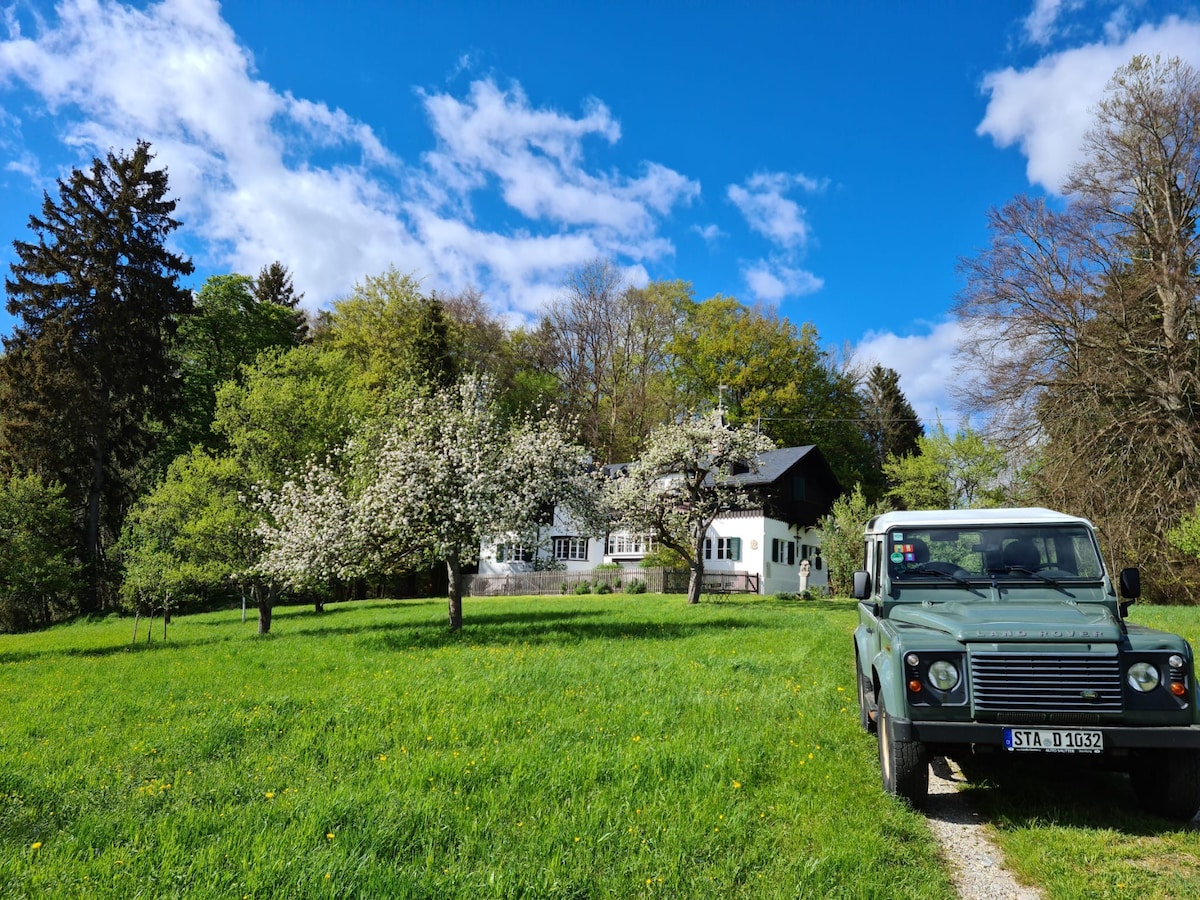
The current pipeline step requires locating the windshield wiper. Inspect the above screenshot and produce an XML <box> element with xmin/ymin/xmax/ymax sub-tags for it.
<box><xmin>909</xmin><ymin>566</ymin><xmax>973</xmax><ymax>587</ymax></box>
<box><xmin>989</xmin><ymin>565</ymin><xmax>1060</xmax><ymax>586</ymax></box>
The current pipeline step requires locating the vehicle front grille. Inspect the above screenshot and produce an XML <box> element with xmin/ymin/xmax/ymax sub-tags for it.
<box><xmin>970</xmin><ymin>652</ymin><xmax>1122</xmax><ymax>715</ymax></box>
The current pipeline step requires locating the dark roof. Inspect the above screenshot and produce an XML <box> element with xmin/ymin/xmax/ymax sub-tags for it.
<box><xmin>734</xmin><ymin>445</ymin><xmax>818</xmax><ymax>486</ymax></box>
<box><xmin>603</xmin><ymin>446</ymin><xmax>821</xmax><ymax>485</ymax></box>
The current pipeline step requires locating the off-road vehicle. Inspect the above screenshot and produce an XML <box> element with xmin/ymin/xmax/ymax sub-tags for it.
<box><xmin>852</xmin><ymin>507</ymin><xmax>1200</xmax><ymax>819</ymax></box>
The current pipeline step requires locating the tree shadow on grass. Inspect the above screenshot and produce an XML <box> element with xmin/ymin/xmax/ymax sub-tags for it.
<box><xmin>1</xmin><ymin>596</ymin><xmax>783</xmax><ymax>663</ymax></box>
<box><xmin>298</xmin><ymin>605</ymin><xmax>771</xmax><ymax>652</ymax></box>
<box><xmin>948</xmin><ymin>752</ymin><xmax>1198</xmax><ymax>836</ymax></box>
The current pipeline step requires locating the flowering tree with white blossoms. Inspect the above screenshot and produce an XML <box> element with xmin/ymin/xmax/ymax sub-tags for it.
<box><xmin>260</xmin><ymin>376</ymin><xmax>601</xmax><ymax>630</ymax></box>
<box><xmin>606</xmin><ymin>413</ymin><xmax>774</xmax><ymax>605</ymax></box>
<box><xmin>255</xmin><ymin>453</ymin><xmax>358</xmax><ymax>602</ymax></box>
<box><xmin>362</xmin><ymin>377</ymin><xmax>601</xmax><ymax>629</ymax></box>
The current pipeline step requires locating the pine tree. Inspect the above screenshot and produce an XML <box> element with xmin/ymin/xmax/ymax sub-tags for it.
<box><xmin>253</xmin><ymin>260</ymin><xmax>308</xmax><ymax>344</ymax></box>
<box><xmin>862</xmin><ymin>364</ymin><xmax>923</xmax><ymax>473</ymax></box>
<box><xmin>0</xmin><ymin>141</ymin><xmax>194</xmax><ymax>610</ymax></box>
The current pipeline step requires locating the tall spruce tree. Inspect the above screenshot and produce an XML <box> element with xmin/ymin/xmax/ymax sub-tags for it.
<box><xmin>0</xmin><ymin>141</ymin><xmax>194</xmax><ymax>610</ymax></box>
<box><xmin>253</xmin><ymin>260</ymin><xmax>308</xmax><ymax>344</ymax></box>
<box><xmin>862</xmin><ymin>364</ymin><xmax>923</xmax><ymax>472</ymax></box>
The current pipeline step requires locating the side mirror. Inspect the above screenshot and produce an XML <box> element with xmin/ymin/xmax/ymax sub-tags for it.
<box><xmin>1118</xmin><ymin>567</ymin><xmax>1141</xmax><ymax>600</ymax></box>
<box><xmin>852</xmin><ymin>570</ymin><xmax>872</xmax><ymax>600</ymax></box>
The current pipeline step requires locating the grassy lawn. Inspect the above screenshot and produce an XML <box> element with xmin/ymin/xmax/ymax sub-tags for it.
<box><xmin>0</xmin><ymin>594</ymin><xmax>952</xmax><ymax>899</ymax></box>
<box><xmin>4</xmin><ymin>595</ymin><xmax>1198</xmax><ymax>899</ymax></box>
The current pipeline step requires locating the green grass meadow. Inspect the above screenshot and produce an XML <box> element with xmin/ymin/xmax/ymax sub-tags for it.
<box><xmin>1</xmin><ymin>594</ymin><xmax>949</xmax><ymax>899</ymax></box>
<box><xmin>1</xmin><ymin>595</ymin><xmax>1198</xmax><ymax>899</ymax></box>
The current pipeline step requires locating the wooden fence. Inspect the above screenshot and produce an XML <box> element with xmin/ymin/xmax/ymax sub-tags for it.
<box><xmin>459</xmin><ymin>567</ymin><xmax>759</xmax><ymax>597</ymax></box>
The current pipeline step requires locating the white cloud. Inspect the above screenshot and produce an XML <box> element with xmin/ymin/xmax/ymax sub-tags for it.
<box><xmin>742</xmin><ymin>259</ymin><xmax>823</xmax><ymax>302</ymax></box>
<box><xmin>0</xmin><ymin>0</ymin><xmax>699</xmax><ymax>320</ymax></box>
<box><xmin>726</xmin><ymin>170</ymin><xmax>828</xmax><ymax>303</ymax></box>
<box><xmin>979</xmin><ymin>15</ymin><xmax>1200</xmax><ymax>193</ymax></box>
<box><xmin>1024</xmin><ymin>0</ymin><xmax>1071</xmax><ymax>45</ymax></box>
<box><xmin>853</xmin><ymin>320</ymin><xmax>972</xmax><ymax>429</ymax></box>
<box><xmin>726</xmin><ymin>170</ymin><xmax>825</xmax><ymax>249</ymax></box>
<box><xmin>417</xmin><ymin>80</ymin><xmax>698</xmax><ymax>236</ymax></box>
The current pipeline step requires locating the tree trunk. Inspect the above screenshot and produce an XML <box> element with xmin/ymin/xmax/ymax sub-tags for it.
<box><xmin>84</xmin><ymin>445</ymin><xmax>105</xmax><ymax>612</ymax></box>
<box><xmin>254</xmin><ymin>583</ymin><xmax>274</xmax><ymax>634</ymax></box>
<box><xmin>446</xmin><ymin>552</ymin><xmax>463</xmax><ymax>630</ymax></box>
<box><xmin>686</xmin><ymin>532</ymin><xmax>708</xmax><ymax>604</ymax></box>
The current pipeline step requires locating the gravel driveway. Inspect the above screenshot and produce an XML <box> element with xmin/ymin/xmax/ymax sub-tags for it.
<box><xmin>925</xmin><ymin>757</ymin><xmax>1042</xmax><ymax>900</ymax></box>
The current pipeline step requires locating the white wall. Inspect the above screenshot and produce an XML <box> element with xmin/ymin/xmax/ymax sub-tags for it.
<box><xmin>479</xmin><ymin>508</ymin><xmax>829</xmax><ymax>594</ymax></box>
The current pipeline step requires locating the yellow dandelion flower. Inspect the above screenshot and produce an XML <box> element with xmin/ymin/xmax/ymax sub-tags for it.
<box><xmin>327</xmin><ymin>833</ymin><xmax>335</xmax><ymax>841</ymax></box>
<box><xmin>265</xmin><ymin>792</ymin><xmax>275</xmax><ymax>800</ymax></box>
<box><xmin>31</xmin><ymin>842</ymin><xmax>42</xmax><ymax>851</ymax></box>
<box><xmin>732</xmin><ymin>780</ymin><xmax>742</xmax><ymax>789</ymax></box>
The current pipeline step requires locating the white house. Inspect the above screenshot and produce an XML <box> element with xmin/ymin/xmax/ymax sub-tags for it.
<box><xmin>479</xmin><ymin>445</ymin><xmax>842</xmax><ymax>595</ymax></box>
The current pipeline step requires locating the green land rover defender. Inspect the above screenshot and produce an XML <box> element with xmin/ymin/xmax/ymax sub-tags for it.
<box><xmin>852</xmin><ymin>507</ymin><xmax>1200</xmax><ymax>819</ymax></box>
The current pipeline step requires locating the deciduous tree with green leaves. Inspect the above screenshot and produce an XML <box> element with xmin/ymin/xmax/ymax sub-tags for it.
<box><xmin>118</xmin><ymin>449</ymin><xmax>270</xmax><ymax>630</ymax></box>
<box><xmin>0</xmin><ymin>473</ymin><xmax>78</xmax><ymax>632</ymax></box>
<box><xmin>883</xmin><ymin>424</ymin><xmax>1008</xmax><ymax>511</ymax></box>
<box><xmin>669</xmin><ymin>297</ymin><xmax>877</xmax><ymax>494</ymax></box>
<box><xmin>167</xmin><ymin>273</ymin><xmax>306</xmax><ymax>459</ymax></box>
<box><xmin>818</xmin><ymin>484</ymin><xmax>892</xmax><ymax>597</ymax></box>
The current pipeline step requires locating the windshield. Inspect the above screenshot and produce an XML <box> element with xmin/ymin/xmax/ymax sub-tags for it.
<box><xmin>887</xmin><ymin>525</ymin><xmax>1104</xmax><ymax>581</ymax></box>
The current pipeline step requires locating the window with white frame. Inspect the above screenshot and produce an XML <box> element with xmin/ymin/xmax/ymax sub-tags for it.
<box><xmin>552</xmin><ymin>536</ymin><xmax>589</xmax><ymax>561</ymax></box>
<box><xmin>496</xmin><ymin>544</ymin><xmax>532</xmax><ymax>563</ymax></box>
<box><xmin>607</xmin><ymin>532</ymin><xmax>656</xmax><ymax>556</ymax></box>
<box><xmin>705</xmin><ymin>537</ymin><xmax>742</xmax><ymax>561</ymax></box>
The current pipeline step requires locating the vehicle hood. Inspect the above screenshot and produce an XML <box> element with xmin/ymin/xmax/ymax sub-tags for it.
<box><xmin>888</xmin><ymin>601</ymin><xmax>1123</xmax><ymax>642</ymax></box>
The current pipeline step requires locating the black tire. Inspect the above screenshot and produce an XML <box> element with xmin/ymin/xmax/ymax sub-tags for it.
<box><xmin>856</xmin><ymin>647</ymin><xmax>876</xmax><ymax>734</ymax></box>
<box><xmin>1130</xmin><ymin>749</ymin><xmax>1200</xmax><ymax>821</ymax></box>
<box><xmin>877</xmin><ymin>697</ymin><xmax>929</xmax><ymax>808</ymax></box>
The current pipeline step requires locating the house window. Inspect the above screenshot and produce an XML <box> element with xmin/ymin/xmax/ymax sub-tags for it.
<box><xmin>706</xmin><ymin>537</ymin><xmax>741</xmax><ymax>561</ymax></box>
<box><xmin>607</xmin><ymin>533</ymin><xmax>655</xmax><ymax>556</ymax></box>
<box><xmin>771</xmin><ymin>538</ymin><xmax>795</xmax><ymax>565</ymax></box>
<box><xmin>496</xmin><ymin>544</ymin><xmax>532</xmax><ymax>563</ymax></box>
<box><xmin>552</xmin><ymin>536</ymin><xmax>589</xmax><ymax>561</ymax></box>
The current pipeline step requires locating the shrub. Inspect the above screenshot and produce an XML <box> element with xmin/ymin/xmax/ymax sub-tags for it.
<box><xmin>627</xmin><ymin>579</ymin><xmax>647</xmax><ymax>595</ymax></box>
<box><xmin>573</xmin><ymin>581</ymin><xmax>592</xmax><ymax>594</ymax></box>
<box><xmin>595</xmin><ymin>582</ymin><xmax>612</xmax><ymax>595</ymax></box>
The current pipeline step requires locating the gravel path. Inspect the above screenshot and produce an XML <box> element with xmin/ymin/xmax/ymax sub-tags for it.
<box><xmin>924</xmin><ymin>757</ymin><xmax>1042</xmax><ymax>900</ymax></box>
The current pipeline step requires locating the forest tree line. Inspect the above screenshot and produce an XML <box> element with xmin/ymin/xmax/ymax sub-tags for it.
<box><xmin>2</xmin><ymin>54</ymin><xmax>1199</xmax><ymax>631</ymax></box>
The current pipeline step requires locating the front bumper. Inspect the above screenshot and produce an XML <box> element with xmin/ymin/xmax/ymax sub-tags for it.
<box><xmin>892</xmin><ymin>718</ymin><xmax>1200</xmax><ymax>750</ymax></box>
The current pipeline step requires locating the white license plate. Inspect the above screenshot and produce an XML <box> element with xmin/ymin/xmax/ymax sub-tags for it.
<box><xmin>1004</xmin><ymin>728</ymin><xmax>1103</xmax><ymax>753</ymax></box>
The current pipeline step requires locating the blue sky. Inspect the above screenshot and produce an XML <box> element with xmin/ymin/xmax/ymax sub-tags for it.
<box><xmin>2</xmin><ymin>0</ymin><xmax>1199</xmax><ymax>425</ymax></box>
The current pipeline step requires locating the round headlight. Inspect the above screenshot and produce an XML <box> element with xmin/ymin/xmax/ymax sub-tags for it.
<box><xmin>1127</xmin><ymin>661</ymin><xmax>1160</xmax><ymax>693</ymax></box>
<box><xmin>927</xmin><ymin>660</ymin><xmax>960</xmax><ymax>691</ymax></box>
<box><xmin>1169</xmin><ymin>654</ymin><xmax>1185</xmax><ymax>669</ymax></box>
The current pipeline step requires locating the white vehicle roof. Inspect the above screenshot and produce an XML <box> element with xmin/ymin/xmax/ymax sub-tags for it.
<box><xmin>864</xmin><ymin>507</ymin><xmax>1094</xmax><ymax>535</ymax></box>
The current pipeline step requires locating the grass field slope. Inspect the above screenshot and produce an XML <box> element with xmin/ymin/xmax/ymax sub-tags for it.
<box><xmin>1</xmin><ymin>594</ymin><xmax>1197</xmax><ymax>898</ymax></box>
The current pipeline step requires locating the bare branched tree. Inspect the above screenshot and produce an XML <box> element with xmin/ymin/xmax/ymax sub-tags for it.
<box><xmin>955</xmin><ymin>55</ymin><xmax>1200</xmax><ymax>600</ymax></box>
